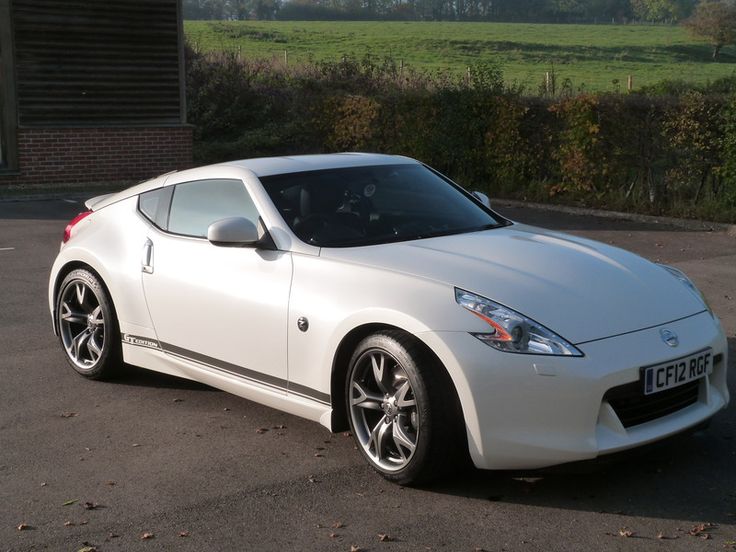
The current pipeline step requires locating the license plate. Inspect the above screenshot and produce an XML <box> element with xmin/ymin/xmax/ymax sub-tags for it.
<box><xmin>643</xmin><ymin>348</ymin><xmax>712</xmax><ymax>395</ymax></box>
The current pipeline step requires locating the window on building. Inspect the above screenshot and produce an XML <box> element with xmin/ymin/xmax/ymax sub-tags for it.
<box><xmin>0</xmin><ymin>1</ymin><xmax>17</xmax><ymax>172</ymax></box>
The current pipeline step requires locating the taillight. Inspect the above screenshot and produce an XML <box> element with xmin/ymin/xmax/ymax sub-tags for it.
<box><xmin>62</xmin><ymin>211</ymin><xmax>92</xmax><ymax>244</ymax></box>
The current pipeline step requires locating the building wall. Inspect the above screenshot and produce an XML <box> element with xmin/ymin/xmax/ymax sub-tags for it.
<box><xmin>11</xmin><ymin>0</ymin><xmax>184</xmax><ymax>126</ymax></box>
<box><xmin>1</xmin><ymin>126</ymin><xmax>192</xmax><ymax>186</ymax></box>
<box><xmin>0</xmin><ymin>0</ymin><xmax>191</xmax><ymax>186</ymax></box>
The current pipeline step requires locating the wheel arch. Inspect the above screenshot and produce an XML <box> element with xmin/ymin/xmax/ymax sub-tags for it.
<box><xmin>328</xmin><ymin>323</ymin><xmax>465</xmax><ymax>437</ymax></box>
<box><xmin>52</xmin><ymin>260</ymin><xmax>118</xmax><ymax>336</ymax></box>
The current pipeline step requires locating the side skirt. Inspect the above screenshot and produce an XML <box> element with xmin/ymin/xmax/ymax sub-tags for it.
<box><xmin>121</xmin><ymin>340</ymin><xmax>333</xmax><ymax>429</ymax></box>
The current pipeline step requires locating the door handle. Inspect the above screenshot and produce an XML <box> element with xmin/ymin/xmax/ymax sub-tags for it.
<box><xmin>141</xmin><ymin>239</ymin><xmax>154</xmax><ymax>274</ymax></box>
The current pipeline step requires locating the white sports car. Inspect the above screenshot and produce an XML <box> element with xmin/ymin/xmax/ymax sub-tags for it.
<box><xmin>49</xmin><ymin>153</ymin><xmax>730</xmax><ymax>484</ymax></box>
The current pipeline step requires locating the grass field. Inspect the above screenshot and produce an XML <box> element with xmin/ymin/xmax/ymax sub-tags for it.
<box><xmin>185</xmin><ymin>20</ymin><xmax>736</xmax><ymax>91</ymax></box>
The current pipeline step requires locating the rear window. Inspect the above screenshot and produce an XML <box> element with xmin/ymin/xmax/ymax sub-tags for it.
<box><xmin>138</xmin><ymin>187</ymin><xmax>173</xmax><ymax>230</ymax></box>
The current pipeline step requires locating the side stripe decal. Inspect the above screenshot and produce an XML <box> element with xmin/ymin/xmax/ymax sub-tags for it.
<box><xmin>122</xmin><ymin>333</ymin><xmax>161</xmax><ymax>350</ymax></box>
<box><xmin>121</xmin><ymin>334</ymin><xmax>331</xmax><ymax>405</ymax></box>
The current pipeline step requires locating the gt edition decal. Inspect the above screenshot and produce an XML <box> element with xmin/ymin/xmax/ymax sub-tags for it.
<box><xmin>122</xmin><ymin>333</ymin><xmax>161</xmax><ymax>350</ymax></box>
<box><xmin>121</xmin><ymin>333</ymin><xmax>330</xmax><ymax>405</ymax></box>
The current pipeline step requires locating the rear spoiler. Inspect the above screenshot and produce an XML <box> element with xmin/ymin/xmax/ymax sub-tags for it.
<box><xmin>84</xmin><ymin>193</ymin><xmax>117</xmax><ymax>211</ymax></box>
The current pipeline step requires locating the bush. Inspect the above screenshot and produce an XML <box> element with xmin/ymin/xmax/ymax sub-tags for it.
<box><xmin>186</xmin><ymin>45</ymin><xmax>736</xmax><ymax>222</ymax></box>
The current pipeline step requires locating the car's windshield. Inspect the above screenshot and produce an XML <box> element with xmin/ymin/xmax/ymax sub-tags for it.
<box><xmin>259</xmin><ymin>163</ymin><xmax>507</xmax><ymax>247</ymax></box>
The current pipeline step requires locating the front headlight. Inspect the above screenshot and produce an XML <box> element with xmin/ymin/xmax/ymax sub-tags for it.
<box><xmin>455</xmin><ymin>288</ymin><xmax>583</xmax><ymax>356</ymax></box>
<box><xmin>658</xmin><ymin>264</ymin><xmax>712</xmax><ymax>315</ymax></box>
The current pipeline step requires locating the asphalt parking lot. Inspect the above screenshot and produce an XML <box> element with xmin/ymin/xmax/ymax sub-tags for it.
<box><xmin>0</xmin><ymin>198</ymin><xmax>734</xmax><ymax>552</ymax></box>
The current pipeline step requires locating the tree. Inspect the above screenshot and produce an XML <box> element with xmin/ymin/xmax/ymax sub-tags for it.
<box><xmin>631</xmin><ymin>0</ymin><xmax>696</xmax><ymax>22</ymax></box>
<box><xmin>684</xmin><ymin>0</ymin><xmax>736</xmax><ymax>60</ymax></box>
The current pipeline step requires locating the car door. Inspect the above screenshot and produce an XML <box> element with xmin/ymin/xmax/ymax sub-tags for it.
<box><xmin>139</xmin><ymin>178</ymin><xmax>292</xmax><ymax>392</ymax></box>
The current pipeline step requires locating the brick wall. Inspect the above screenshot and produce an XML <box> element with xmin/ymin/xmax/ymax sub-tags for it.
<box><xmin>0</xmin><ymin>126</ymin><xmax>193</xmax><ymax>187</ymax></box>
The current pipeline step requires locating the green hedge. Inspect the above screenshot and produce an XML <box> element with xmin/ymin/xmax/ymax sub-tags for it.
<box><xmin>186</xmin><ymin>47</ymin><xmax>736</xmax><ymax>223</ymax></box>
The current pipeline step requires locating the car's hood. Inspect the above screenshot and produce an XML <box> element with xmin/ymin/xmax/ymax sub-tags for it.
<box><xmin>321</xmin><ymin>224</ymin><xmax>706</xmax><ymax>344</ymax></box>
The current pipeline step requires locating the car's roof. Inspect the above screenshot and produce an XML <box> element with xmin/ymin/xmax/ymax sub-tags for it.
<box><xmin>221</xmin><ymin>153</ymin><xmax>416</xmax><ymax>177</ymax></box>
<box><xmin>85</xmin><ymin>153</ymin><xmax>419</xmax><ymax>212</ymax></box>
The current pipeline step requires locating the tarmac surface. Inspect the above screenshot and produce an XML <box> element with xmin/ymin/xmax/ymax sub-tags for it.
<box><xmin>0</xmin><ymin>198</ymin><xmax>734</xmax><ymax>551</ymax></box>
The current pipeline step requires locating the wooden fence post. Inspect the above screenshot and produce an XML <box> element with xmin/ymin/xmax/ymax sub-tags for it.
<box><xmin>627</xmin><ymin>75</ymin><xmax>633</xmax><ymax>92</ymax></box>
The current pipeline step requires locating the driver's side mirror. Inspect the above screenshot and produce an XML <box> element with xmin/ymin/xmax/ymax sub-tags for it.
<box><xmin>207</xmin><ymin>217</ymin><xmax>259</xmax><ymax>247</ymax></box>
<box><xmin>472</xmin><ymin>191</ymin><xmax>491</xmax><ymax>209</ymax></box>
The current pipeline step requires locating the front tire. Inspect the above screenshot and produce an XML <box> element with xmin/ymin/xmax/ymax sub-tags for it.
<box><xmin>346</xmin><ymin>331</ymin><xmax>465</xmax><ymax>485</ymax></box>
<box><xmin>56</xmin><ymin>268</ymin><xmax>122</xmax><ymax>379</ymax></box>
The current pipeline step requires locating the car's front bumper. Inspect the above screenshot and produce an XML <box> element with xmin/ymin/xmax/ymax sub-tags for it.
<box><xmin>421</xmin><ymin>310</ymin><xmax>729</xmax><ymax>470</ymax></box>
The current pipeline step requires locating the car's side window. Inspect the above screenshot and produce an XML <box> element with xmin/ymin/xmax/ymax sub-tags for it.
<box><xmin>168</xmin><ymin>179</ymin><xmax>259</xmax><ymax>238</ymax></box>
<box><xmin>138</xmin><ymin>186</ymin><xmax>173</xmax><ymax>230</ymax></box>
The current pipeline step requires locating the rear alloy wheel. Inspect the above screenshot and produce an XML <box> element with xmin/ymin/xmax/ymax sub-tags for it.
<box><xmin>56</xmin><ymin>269</ymin><xmax>122</xmax><ymax>379</ymax></box>
<box><xmin>347</xmin><ymin>331</ymin><xmax>465</xmax><ymax>485</ymax></box>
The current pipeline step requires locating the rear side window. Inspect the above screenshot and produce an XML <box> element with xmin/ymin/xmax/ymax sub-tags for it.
<box><xmin>168</xmin><ymin>179</ymin><xmax>259</xmax><ymax>238</ymax></box>
<box><xmin>138</xmin><ymin>187</ymin><xmax>173</xmax><ymax>230</ymax></box>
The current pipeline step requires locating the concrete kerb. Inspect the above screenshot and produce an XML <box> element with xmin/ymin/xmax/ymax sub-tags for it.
<box><xmin>497</xmin><ymin>199</ymin><xmax>736</xmax><ymax>237</ymax></box>
<box><xmin>0</xmin><ymin>186</ymin><xmax>123</xmax><ymax>204</ymax></box>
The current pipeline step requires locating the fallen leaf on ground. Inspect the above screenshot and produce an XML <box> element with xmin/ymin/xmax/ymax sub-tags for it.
<box><xmin>350</xmin><ymin>546</ymin><xmax>360</xmax><ymax>552</ymax></box>
<box><xmin>60</xmin><ymin>412</ymin><xmax>78</xmax><ymax>418</ymax></box>
<box><xmin>77</xmin><ymin>547</ymin><xmax>97</xmax><ymax>552</ymax></box>
<box><xmin>40</xmin><ymin>482</ymin><xmax>47</xmax><ymax>487</ymax></box>
<box><xmin>17</xmin><ymin>523</ymin><xmax>30</xmax><ymax>531</ymax></box>
<box><xmin>82</xmin><ymin>502</ymin><xmax>99</xmax><ymax>510</ymax></box>
<box><xmin>687</xmin><ymin>522</ymin><xmax>716</xmax><ymax>537</ymax></box>
<box><xmin>656</xmin><ymin>532</ymin><xmax>678</xmax><ymax>540</ymax></box>
<box><xmin>378</xmin><ymin>533</ymin><xmax>392</xmax><ymax>542</ymax></box>
<box><xmin>332</xmin><ymin>521</ymin><xmax>345</xmax><ymax>529</ymax></box>
<box><xmin>314</xmin><ymin>453</ymin><xmax>324</xmax><ymax>457</ymax></box>
<box><xmin>619</xmin><ymin>528</ymin><xmax>635</xmax><ymax>538</ymax></box>
<box><xmin>256</xmin><ymin>428</ymin><xmax>269</xmax><ymax>434</ymax></box>
<box><xmin>179</xmin><ymin>531</ymin><xmax>190</xmax><ymax>537</ymax></box>
<box><xmin>64</xmin><ymin>521</ymin><xmax>74</xmax><ymax>527</ymax></box>
<box><xmin>63</xmin><ymin>499</ymin><xmax>78</xmax><ymax>506</ymax></box>
<box><xmin>173</xmin><ymin>398</ymin><xmax>183</xmax><ymax>402</ymax></box>
<box><xmin>329</xmin><ymin>532</ymin><xmax>338</xmax><ymax>538</ymax></box>
<box><xmin>108</xmin><ymin>533</ymin><xmax>119</xmax><ymax>539</ymax></box>
<box><xmin>106</xmin><ymin>480</ymin><xmax>116</xmax><ymax>486</ymax></box>
<box><xmin>141</xmin><ymin>532</ymin><xmax>155</xmax><ymax>540</ymax></box>
<box><xmin>132</xmin><ymin>443</ymin><xmax>141</xmax><ymax>447</ymax></box>
<box><xmin>223</xmin><ymin>407</ymin><xmax>230</xmax><ymax>411</ymax></box>
<box><xmin>273</xmin><ymin>424</ymin><xmax>286</xmax><ymax>429</ymax></box>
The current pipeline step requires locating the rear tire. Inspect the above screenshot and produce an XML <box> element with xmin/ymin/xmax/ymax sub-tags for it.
<box><xmin>56</xmin><ymin>268</ymin><xmax>122</xmax><ymax>379</ymax></box>
<box><xmin>346</xmin><ymin>330</ymin><xmax>466</xmax><ymax>485</ymax></box>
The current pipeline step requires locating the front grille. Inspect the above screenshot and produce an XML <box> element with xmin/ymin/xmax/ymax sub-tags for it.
<box><xmin>603</xmin><ymin>379</ymin><xmax>700</xmax><ymax>428</ymax></box>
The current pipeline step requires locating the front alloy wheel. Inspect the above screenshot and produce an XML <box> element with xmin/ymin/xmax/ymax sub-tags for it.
<box><xmin>346</xmin><ymin>331</ymin><xmax>466</xmax><ymax>485</ymax></box>
<box><xmin>350</xmin><ymin>348</ymin><xmax>419</xmax><ymax>471</ymax></box>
